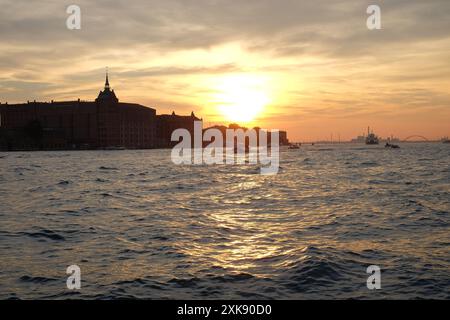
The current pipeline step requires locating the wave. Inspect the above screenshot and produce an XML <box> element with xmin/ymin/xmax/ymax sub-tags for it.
<box><xmin>99</xmin><ymin>166</ymin><xmax>119</xmax><ymax>171</ymax></box>
<box><xmin>19</xmin><ymin>276</ymin><xmax>59</xmax><ymax>284</ymax></box>
<box><xmin>21</xmin><ymin>229</ymin><xmax>65</xmax><ymax>241</ymax></box>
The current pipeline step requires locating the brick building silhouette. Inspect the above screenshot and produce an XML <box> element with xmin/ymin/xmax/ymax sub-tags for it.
<box><xmin>0</xmin><ymin>73</ymin><xmax>201</xmax><ymax>151</ymax></box>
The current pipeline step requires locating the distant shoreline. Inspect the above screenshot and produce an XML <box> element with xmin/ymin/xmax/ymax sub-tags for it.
<box><xmin>0</xmin><ymin>141</ymin><xmax>444</xmax><ymax>153</ymax></box>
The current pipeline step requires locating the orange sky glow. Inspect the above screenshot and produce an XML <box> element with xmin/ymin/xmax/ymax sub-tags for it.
<box><xmin>1</xmin><ymin>1</ymin><xmax>449</xmax><ymax>141</ymax></box>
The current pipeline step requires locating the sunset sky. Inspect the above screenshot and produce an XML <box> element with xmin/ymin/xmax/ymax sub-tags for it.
<box><xmin>0</xmin><ymin>0</ymin><xmax>449</xmax><ymax>141</ymax></box>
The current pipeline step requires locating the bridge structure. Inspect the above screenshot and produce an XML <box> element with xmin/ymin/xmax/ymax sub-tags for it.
<box><xmin>402</xmin><ymin>135</ymin><xmax>430</xmax><ymax>142</ymax></box>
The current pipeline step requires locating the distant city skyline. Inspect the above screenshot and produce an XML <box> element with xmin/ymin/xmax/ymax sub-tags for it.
<box><xmin>1</xmin><ymin>0</ymin><xmax>449</xmax><ymax>141</ymax></box>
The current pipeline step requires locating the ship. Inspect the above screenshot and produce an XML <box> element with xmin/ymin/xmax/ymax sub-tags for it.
<box><xmin>365</xmin><ymin>127</ymin><xmax>379</xmax><ymax>145</ymax></box>
<box><xmin>442</xmin><ymin>137</ymin><xmax>450</xmax><ymax>144</ymax></box>
<box><xmin>385</xmin><ymin>142</ymin><xmax>400</xmax><ymax>149</ymax></box>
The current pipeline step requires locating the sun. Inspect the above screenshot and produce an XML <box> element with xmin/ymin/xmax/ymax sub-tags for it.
<box><xmin>214</xmin><ymin>74</ymin><xmax>270</xmax><ymax>123</ymax></box>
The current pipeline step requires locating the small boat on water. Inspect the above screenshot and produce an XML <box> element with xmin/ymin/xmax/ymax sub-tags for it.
<box><xmin>385</xmin><ymin>143</ymin><xmax>400</xmax><ymax>149</ymax></box>
<box><xmin>365</xmin><ymin>127</ymin><xmax>379</xmax><ymax>145</ymax></box>
<box><xmin>442</xmin><ymin>137</ymin><xmax>450</xmax><ymax>144</ymax></box>
<box><xmin>288</xmin><ymin>143</ymin><xmax>300</xmax><ymax>150</ymax></box>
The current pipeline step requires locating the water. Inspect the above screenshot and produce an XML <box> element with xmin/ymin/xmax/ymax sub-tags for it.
<box><xmin>0</xmin><ymin>143</ymin><xmax>449</xmax><ymax>299</ymax></box>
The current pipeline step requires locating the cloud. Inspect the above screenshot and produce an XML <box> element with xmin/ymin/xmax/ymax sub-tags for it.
<box><xmin>118</xmin><ymin>64</ymin><xmax>240</xmax><ymax>78</ymax></box>
<box><xmin>0</xmin><ymin>0</ymin><xmax>449</xmax><ymax>139</ymax></box>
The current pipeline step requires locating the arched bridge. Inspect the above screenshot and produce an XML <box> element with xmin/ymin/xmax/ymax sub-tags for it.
<box><xmin>403</xmin><ymin>135</ymin><xmax>429</xmax><ymax>142</ymax></box>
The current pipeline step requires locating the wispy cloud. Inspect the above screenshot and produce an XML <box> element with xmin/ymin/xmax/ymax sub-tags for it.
<box><xmin>1</xmin><ymin>0</ymin><xmax>449</xmax><ymax>139</ymax></box>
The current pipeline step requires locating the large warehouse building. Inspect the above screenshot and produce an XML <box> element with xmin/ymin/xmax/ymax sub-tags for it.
<box><xmin>0</xmin><ymin>74</ymin><xmax>201</xmax><ymax>151</ymax></box>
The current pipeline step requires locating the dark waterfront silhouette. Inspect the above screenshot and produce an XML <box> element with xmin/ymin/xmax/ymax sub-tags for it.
<box><xmin>0</xmin><ymin>73</ymin><xmax>201</xmax><ymax>151</ymax></box>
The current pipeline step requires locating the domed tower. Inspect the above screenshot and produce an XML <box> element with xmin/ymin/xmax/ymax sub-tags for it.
<box><xmin>96</xmin><ymin>69</ymin><xmax>118</xmax><ymax>104</ymax></box>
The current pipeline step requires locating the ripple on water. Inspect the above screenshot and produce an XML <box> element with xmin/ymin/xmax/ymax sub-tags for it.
<box><xmin>0</xmin><ymin>145</ymin><xmax>449</xmax><ymax>299</ymax></box>
<box><xmin>99</xmin><ymin>166</ymin><xmax>118</xmax><ymax>171</ymax></box>
<box><xmin>19</xmin><ymin>276</ymin><xmax>59</xmax><ymax>284</ymax></box>
<box><xmin>21</xmin><ymin>229</ymin><xmax>66</xmax><ymax>241</ymax></box>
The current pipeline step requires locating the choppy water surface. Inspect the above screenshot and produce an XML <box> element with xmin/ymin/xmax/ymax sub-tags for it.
<box><xmin>0</xmin><ymin>143</ymin><xmax>449</xmax><ymax>299</ymax></box>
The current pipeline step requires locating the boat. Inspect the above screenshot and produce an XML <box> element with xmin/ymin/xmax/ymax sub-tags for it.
<box><xmin>442</xmin><ymin>137</ymin><xmax>450</xmax><ymax>144</ymax></box>
<box><xmin>385</xmin><ymin>143</ymin><xmax>400</xmax><ymax>149</ymax></box>
<box><xmin>365</xmin><ymin>127</ymin><xmax>379</xmax><ymax>145</ymax></box>
<box><xmin>288</xmin><ymin>143</ymin><xmax>300</xmax><ymax>150</ymax></box>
